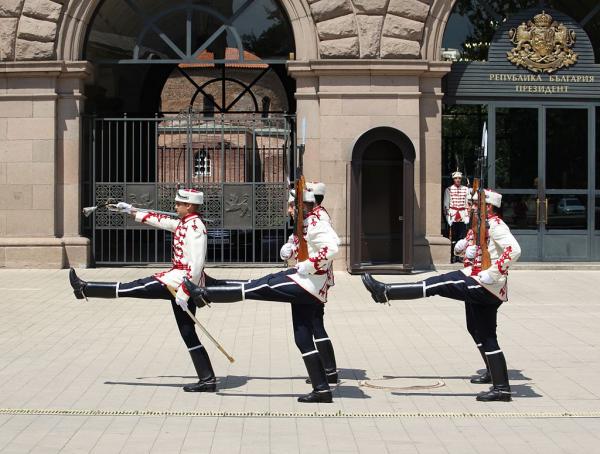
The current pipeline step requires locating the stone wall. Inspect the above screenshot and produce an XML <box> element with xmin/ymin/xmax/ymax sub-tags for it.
<box><xmin>308</xmin><ymin>0</ymin><xmax>432</xmax><ymax>59</ymax></box>
<box><xmin>0</xmin><ymin>0</ymin><xmax>64</xmax><ymax>61</ymax></box>
<box><xmin>0</xmin><ymin>0</ymin><xmax>443</xmax><ymax>62</ymax></box>
<box><xmin>0</xmin><ymin>61</ymin><xmax>91</xmax><ymax>268</ymax></box>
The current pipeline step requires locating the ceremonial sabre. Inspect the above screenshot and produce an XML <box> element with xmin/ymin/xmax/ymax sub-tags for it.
<box><xmin>166</xmin><ymin>286</ymin><xmax>235</xmax><ymax>364</ymax></box>
<box><xmin>82</xmin><ymin>203</ymin><xmax>177</xmax><ymax>218</ymax></box>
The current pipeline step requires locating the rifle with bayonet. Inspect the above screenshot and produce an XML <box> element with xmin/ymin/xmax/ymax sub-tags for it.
<box><xmin>470</xmin><ymin>145</ymin><xmax>491</xmax><ymax>270</ymax></box>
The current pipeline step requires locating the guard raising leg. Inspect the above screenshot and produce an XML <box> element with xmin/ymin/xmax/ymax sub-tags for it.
<box><xmin>184</xmin><ymin>189</ymin><xmax>341</xmax><ymax>403</ymax></box>
<box><xmin>69</xmin><ymin>189</ymin><xmax>217</xmax><ymax>392</ymax></box>
<box><xmin>362</xmin><ymin>190</ymin><xmax>520</xmax><ymax>402</ymax></box>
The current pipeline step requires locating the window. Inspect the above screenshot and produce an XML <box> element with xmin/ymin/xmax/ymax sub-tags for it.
<box><xmin>261</xmin><ymin>96</ymin><xmax>271</xmax><ymax>118</ymax></box>
<box><xmin>194</xmin><ymin>148</ymin><xmax>211</xmax><ymax>177</ymax></box>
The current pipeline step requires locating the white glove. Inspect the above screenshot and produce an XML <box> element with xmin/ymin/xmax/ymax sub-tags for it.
<box><xmin>465</xmin><ymin>245</ymin><xmax>478</xmax><ymax>259</ymax></box>
<box><xmin>116</xmin><ymin>202</ymin><xmax>133</xmax><ymax>214</ymax></box>
<box><xmin>454</xmin><ymin>239</ymin><xmax>468</xmax><ymax>254</ymax></box>
<box><xmin>477</xmin><ymin>270</ymin><xmax>495</xmax><ymax>285</ymax></box>
<box><xmin>175</xmin><ymin>296</ymin><xmax>188</xmax><ymax>311</ymax></box>
<box><xmin>280</xmin><ymin>242</ymin><xmax>294</xmax><ymax>260</ymax></box>
<box><xmin>295</xmin><ymin>260</ymin><xmax>313</xmax><ymax>276</ymax></box>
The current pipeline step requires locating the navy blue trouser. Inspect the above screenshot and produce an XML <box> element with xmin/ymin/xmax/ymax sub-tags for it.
<box><xmin>240</xmin><ymin>269</ymin><xmax>324</xmax><ymax>355</ymax></box>
<box><xmin>423</xmin><ymin>271</ymin><xmax>503</xmax><ymax>353</ymax></box>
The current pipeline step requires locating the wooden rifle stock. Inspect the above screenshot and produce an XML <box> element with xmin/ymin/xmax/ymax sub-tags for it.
<box><xmin>471</xmin><ymin>178</ymin><xmax>491</xmax><ymax>270</ymax></box>
<box><xmin>294</xmin><ymin>176</ymin><xmax>309</xmax><ymax>261</ymax></box>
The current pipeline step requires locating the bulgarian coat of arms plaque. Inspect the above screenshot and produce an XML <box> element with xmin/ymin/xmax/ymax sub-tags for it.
<box><xmin>507</xmin><ymin>11</ymin><xmax>577</xmax><ymax>73</ymax></box>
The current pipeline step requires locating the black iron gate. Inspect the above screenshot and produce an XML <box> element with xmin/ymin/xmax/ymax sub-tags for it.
<box><xmin>85</xmin><ymin>112</ymin><xmax>294</xmax><ymax>265</ymax></box>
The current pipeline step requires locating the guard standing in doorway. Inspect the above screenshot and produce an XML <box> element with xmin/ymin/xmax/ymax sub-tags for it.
<box><xmin>69</xmin><ymin>189</ymin><xmax>217</xmax><ymax>393</ymax></box>
<box><xmin>444</xmin><ymin>171</ymin><xmax>470</xmax><ymax>262</ymax></box>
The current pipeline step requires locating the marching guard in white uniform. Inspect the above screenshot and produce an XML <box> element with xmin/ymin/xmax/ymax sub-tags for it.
<box><xmin>281</xmin><ymin>182</ymin><xmax>338</xmax><ymax>385</ymax></box>
<box><xmin>362</xmin><ymin>190</ymin><xmax>521</xmax><ymax>402</ymax></box>
<box><xmin>183</xmin><ymin>189</ymin><xmax>341</xmax><ymax>403</ymax></box>
<box><xmin>444</xmin><ymin>171</ymin><xmax>470</xmax><ymax>262</ymax></box>
<box><xmin>69</xmin><ymin>189</ymin><xmax>217</xmax><ymax>392</ymax></box>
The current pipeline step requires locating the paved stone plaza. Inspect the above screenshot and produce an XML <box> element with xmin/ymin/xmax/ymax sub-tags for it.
<box><xmin>0</xmin><ymin>268</ymin><xmax>599</xmax><ymax>453</ymax></box>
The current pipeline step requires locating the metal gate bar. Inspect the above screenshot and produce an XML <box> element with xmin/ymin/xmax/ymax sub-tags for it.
<box><xmin>87</xmin><ymin>112</ymin><xmax>293</xmax><ymax>265</ymax></box>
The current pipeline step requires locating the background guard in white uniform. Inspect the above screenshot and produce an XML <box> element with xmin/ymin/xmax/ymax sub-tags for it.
<box><xmin>444</xmin><ymin>171</ymin><xmax>470</xmax><ymax>263</ymax></box>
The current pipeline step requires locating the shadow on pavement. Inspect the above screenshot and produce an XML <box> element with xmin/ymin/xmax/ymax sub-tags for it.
<box><xmin>216</xmin><ymin>385</ymin><xmax>370</xmax><ymax>399</ymax></box>
<box><xmin>108</xmin><ymin>369</ymin><xmax>371</xmax><ymax>398</ymax></box>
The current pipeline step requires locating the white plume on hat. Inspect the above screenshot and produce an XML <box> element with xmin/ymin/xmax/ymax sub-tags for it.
<box><xmin>485</xmin><ymin>189</ymin><xmax>502</xmax><ymax>208</ymax></box>
<box><xmin>452</xmin><ymin>171</ymin><xmax>463</xmax><ymax>179</ymax></box>
<box><xmin>175</xmin><ymin>188</ymin><xmax>204</xmax><ymax>205</ymax></box>
<box><xmin>307</xmin><ymin>181</ymin><xmax>326</xmax><ymax>196</ymax></box>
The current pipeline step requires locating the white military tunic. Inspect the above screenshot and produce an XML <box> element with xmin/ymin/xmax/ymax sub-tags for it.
<box><xmin>285</xmin><ymin>207</ymin><xmax>340</xmax><ymax>302</ymax></box>
<box><xmin>134</xmin><ymin>211</ymin><xmax>207</xmax><ymax>302</ymax></box>
<box><xmin>444</xmin><ymin>184</ymin><xmax>470</xmax><ymax>225</ymax></box>
<box><xmin>456</xmin><ymin>215</ymin><xmax>521</xmax><ymax>301</ymax></box>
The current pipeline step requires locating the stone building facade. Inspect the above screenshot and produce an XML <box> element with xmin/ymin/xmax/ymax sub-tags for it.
<box><xmin>0</xmin><ymin>0</ymin><xmax>457</xmax><ymax>269</ymax></box>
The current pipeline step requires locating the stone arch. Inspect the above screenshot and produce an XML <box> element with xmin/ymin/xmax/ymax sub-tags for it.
<box><xmin>0</xmin><ymin>0</ymin><xmax>319</xmax><ymax>62</ymax></box>
<box><xmin>0</xmin><ymin>0</ymin><xmax>449</xmax><ymax>62</ymax></box>
<box><xmin>309</xmin><ymin>0</ymin><xmax>433</xmax><ymax>59</ymax></box>
<box><xmin>56</xmin><ymin>0</ymin><xmax>319</xmax><ymax>61</ymax></box>
<box><xmin>421</xmin><ymin>0</ymin><xmax>458</xmax><ymax>61</ymax></box>
<box><xmin>0</xmin><ymin>0</ymin><xmax>65</xmax><ymax>61</ymax></box>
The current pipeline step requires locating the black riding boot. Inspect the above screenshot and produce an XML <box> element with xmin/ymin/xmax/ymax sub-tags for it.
<box><xmin>476</xmin><ymin>351</ymin><xmax>512</xmax><ymax>402</ymax></box>
<box><xmin>306</xmin><ymin>340</ymin><xmax>338</xmax><ymax>384</ymax></box>
<box><xmin>470</xmin><ymin>345</ymin><xmax>491</xmax><ymax>384</ymax></box>
<box><xmin>69</xmin><ymin>268</ymin><xmax>118</xmax><ymax>299</ymax></box>
<box><xmin>361</xmin><ymin>273</ymin><xmax>424</xmax><ymax>303</ymax></box>
<box><xmin>183</xmin><ymin>278</ymin><xmax>243</xmax><ymax>307</ymax></box>
<box><xmin>183</xmin><ymin>346</ymin><xmax>217</xmax><ymax>392</ymax></box>
<box><xmin>298</xmin><ymin>353</ymin><xmax>332</xmax><ymax>403</ymax></box>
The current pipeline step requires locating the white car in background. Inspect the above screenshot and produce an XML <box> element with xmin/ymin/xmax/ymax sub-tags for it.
<box><xmin>557</xmin><ymin>197</ymin><xmax>585</xmax><ymax>215</ymax></box>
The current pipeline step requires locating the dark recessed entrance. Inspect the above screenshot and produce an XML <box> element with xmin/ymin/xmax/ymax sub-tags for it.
<box><xmin>349</xmin><ymin>127</ymin><xmax>415</xmax><ymax>273</ymax></box>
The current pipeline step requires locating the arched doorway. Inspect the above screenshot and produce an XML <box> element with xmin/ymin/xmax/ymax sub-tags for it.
<box><xmin>81</xmin><ymin>0</ymin><xmax>297</xmax><ymax>265</ymax></box>
<box><xmin>349</xmin><ymin>127</ymin><xmax>415</xmax><ymax>273</ymax></box>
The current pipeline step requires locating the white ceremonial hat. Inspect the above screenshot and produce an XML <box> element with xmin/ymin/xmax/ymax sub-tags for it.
<box><xmin>175</xmin><ymin>188</ymin><xmax>204</xmax><ymax>205</ymax></box>
<box><xmin>307</xmin><ymin>181</ymin><xmax>326</xmax><ymax>196</ymax></box>
<box><xmin>452</xmin><ymin>171</ymin><xmax>463</xmax><ymax>179</ymax></box>
<box><xmin>485</xmin><ymin>189</ymin><xmax>502</xmax><ymax>208</ymax></box>
<box><xmin>303</xmin><ymin>190</ymin><xmax>315</xmax><ymax>203</ymax></box>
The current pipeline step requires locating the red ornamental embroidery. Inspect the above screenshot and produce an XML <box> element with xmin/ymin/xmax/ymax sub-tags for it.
<box><xmin>191</xmin><ymin>221</ymin><xmax>198</xmax><ymax>231</ymax></box>
<box><xmin>496</xmin><ymin>246</ymin><xmax>513</xmax><ymax>275</ymax></box>
<box><xmin>309</xmin><ymin>246</ymin><xmax>329</xmax><ymax>270</ymax></box>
